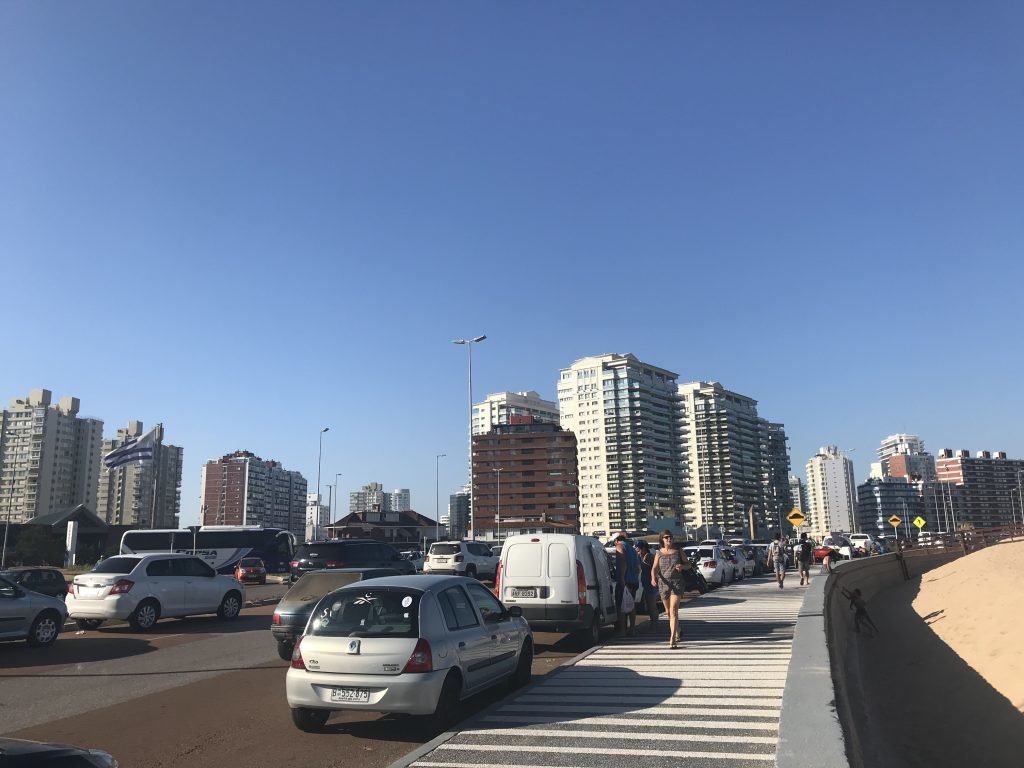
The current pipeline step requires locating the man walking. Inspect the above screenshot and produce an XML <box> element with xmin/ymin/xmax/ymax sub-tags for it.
<box><xmin>796</xmin><ymin>532</ymin><xmax>814</xmax><ymax>586</ymax></box>
<box><xmin>768</xmin><ymin>533</ymin><xmax>786</xmax><ymax>589</ymax></box>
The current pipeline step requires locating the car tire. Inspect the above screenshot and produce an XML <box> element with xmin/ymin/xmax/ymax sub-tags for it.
<box><xmin>76</xmin><ymin>619</ymin><xmax>104</xmax><ymax>631</ymax></box>
<box><xmin>129</xmin><ymin>599</ymin><xmax>160</xmax><ymax>632</ymax></box>
<box><xmin>509</xmin><ymin>640</ymin><xmax>533</xmax><ymax>690</ymax></box>
<box><xmin>574</xmin><ymin>617</ymin><xmax>601</xmax><ymax>649</ymax></box>
<box><xmin>26</xmin><ymin>610</ymin><xmax>61</xmax><ymax>647</ymax></box>
<box><xmin>277</xmin><ymin>640</ymin><xmax>294</xmax><ymax>661</ymax></box>
<box><xmin>426</xmin><ymin>671</ymin><xmax>462</xmax><ymax>731</ymax></box>
<box><xmin>291</xmin><ymin>707</ymin><xmax>329</xmax><ymax>733</ymax></box>
<box><xmin>464</xmin><ymin>565</ymin><xmax>477</xmax><ymax>579</ymax></box>
<box><xmin>217</xmin><ymin>591</ymin><xmax>242</xmax><ymax>620</ymax></box>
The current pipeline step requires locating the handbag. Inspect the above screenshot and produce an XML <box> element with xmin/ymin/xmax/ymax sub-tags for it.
<box><xmin>621</xmin><ymin>587</ymin><xmax>635</xmax><ymax>613</ymax></box>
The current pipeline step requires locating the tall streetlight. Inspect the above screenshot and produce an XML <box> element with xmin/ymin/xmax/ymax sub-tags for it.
<box><xmin>316</xmin><ymin>427</ymin><xmax>329</xmax><ymax>540</ymax></box>
<box><xmin>435</xmin><ymin>454</ymin><xmax>446</xmax><ymax>542</ymax></box>
<box><xmin>493</xmin><ymin>467</ymin><xmax>503</xmax><ymax>543</ymax></box>
<box><xmin>334</xmin><ymin>473</ymin><xmax>343</xmax><ymax>522</ymax></box>
<box><xmin>452</xmin><ymin>334</ymin><xmax>486</xmax><ymax>539</ymax></box>
<box><xmin>1011</xmin><ymin>488</ymin><xmax>1021</xmax><ymax>530</ymax></box>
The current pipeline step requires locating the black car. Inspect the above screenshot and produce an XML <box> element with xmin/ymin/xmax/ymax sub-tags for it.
<box><xmin>271</xmin><ymin>567</ymin><xmax>400</xmax><ymax>659</ymax></box>
<box><xmin>289</xmin><ymin>540</ymin><xmax>414</xmax><ymax>583</ymax></box>
<box><xmin>0</xmin><ymin>567</ymin><xmax>68</xmax><ymax>601</ymax></box>
<box><xmin>0</xmin><ymin>737</ymin><xmax>117</xmax><ymax>766</ymax></box>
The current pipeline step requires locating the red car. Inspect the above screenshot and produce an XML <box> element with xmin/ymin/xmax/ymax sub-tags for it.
<box><xmin>234</xmin><ymin>557</ymin><xmax>267</xmax><ymax>584</ymax></box>
<box><xmin>813</xmin><ymin>546</ymin><xmax>833</xmax><ymax>563</ymax></box>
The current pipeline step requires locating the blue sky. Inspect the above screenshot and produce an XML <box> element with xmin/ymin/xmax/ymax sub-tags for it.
<box><xmin>2</xmin><ymin>2</ymin><xmax>1022</xmax><ymax>525</ymax></box>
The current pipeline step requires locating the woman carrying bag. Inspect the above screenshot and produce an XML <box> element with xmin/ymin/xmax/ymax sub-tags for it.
<box><xmin>651</xmin><ymin>530</ymin><xmax>693</xmax><ymax>649</ymax></box>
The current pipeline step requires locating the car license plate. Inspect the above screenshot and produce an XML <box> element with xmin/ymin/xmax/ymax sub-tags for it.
<box><xmin>434</xmin><ymin>557</ymin><xmax>448</xmax><ymax>563</ymax></box>
<box><xmin>330</xmin><ymin>687</ymin><xmax>369</xmax><ymax>703</ymax></box>
<box><xmin>511</xmin><ymin>588</ymin><xmax>536</xmax><ymax>599</ymax></box>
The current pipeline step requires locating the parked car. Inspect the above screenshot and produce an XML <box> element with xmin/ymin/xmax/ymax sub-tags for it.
<box><xmin>0</xmin><ymin>737</ymin><xmax>117</xmax><ymax>767</ymax></box>
<box><xmin>730</xmin><ymin>547</ymin><xmax>755</xmax><ymax>579</ymax></box>
<box><xmin>272</xmin><ymin>567</ymin><xmax>400</xmax><ymax>660</ymax></box>
<box><xmin>234</xmin><ymin>557</ymin><xmax>267</xmax><ymax>585</ymax></box>
<box><xmin>290</xmin><ymin>540</ymin><xmax>414</xmax><ymax>583</ymax></box>
<box><xmin>496</xmin><ymin>533</ymin><xmax>618</xmax><ymax>646</ymax></box>
<box><xmin>67</xmin><ymin>553</ymin><xmax>245</xmax><ymax>631</ymax></box>
<box><xmin>684</xmin><ymin>545</ymin><xmax>736</xmax><ymax>586</ymax></box>
<box><xmin>848</xmin><ymin>533</ymin><xmax>876</xmax><ymax>556</ymax></box>
<box><xmin>822</xmin><ymin>535</ymin><xmax>855</xmax><ymax>560</ymax></box>
<box><xmin>0</xmin><ymin>575</ymin><xmax>68</xmax><ymax>647</ymax></box>
<box><xmin>400</xmin><ymin>550</ymin><xmax>425</xmax><ymax>572</ymax></box>
<box><xmin>285</xmin><ymin>575</ymin><xmax>533</xmax><ymax>732</ymax></box>
<box><xmin>423</xmin><ymin>541</ymin><xmax>498</xmax><ymax>580</ymax></box>
<box><xmin>0</xmin><ymin>567</ymin><xmax>68</xmax><ymax>601</ymax></box>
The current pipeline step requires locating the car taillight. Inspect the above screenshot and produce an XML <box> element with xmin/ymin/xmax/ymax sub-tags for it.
<box><xmin>424</xmin><ymin>554</ymin><xmax>429</xmax><ymax>562</ymax></box>
<box><xmin>67</xmin><ymin>583</ymin><xmax>75</xmax><ymax>595</ymax></box>
<box><xmin>110</xmin><ymin>579</ymin><xmax>134</xmax><ymax>595</ymax></box>
<box><xmin>402</xmin><ymin>638</ymin><xmax>433</xmax><ymax>673</ymax></box>
<box><xmin>493</xmin><ymin>561</ymin><xmax>502</xmax><ymax>597</ymax></box>
<box><xmin>576</xmin><ymin>560</ymin><xmax>586</xmax><ymax>605</ymax></box>
<box><xmin>454</xmin><ymin>554</ymin><xmax>464</xmax><ymax>563</ymax></box>
<box><xmin>272</xmin><ymin>613</ymin><xmax>281</xmax><ymax>625</ymax></box>
<box><xmin>290</xmin><ymin>637</ymin><xmax>307</xmax><ymax>670</ymax></box>
<box><xmin>289</xmin><ymin>560</ymin><xmax>299</xmax><ymax>569</ymax></box>
<box><xmin>704</xmin><ymin>561</ymin><xmax>717</xmax><ymax>568</ymax></box>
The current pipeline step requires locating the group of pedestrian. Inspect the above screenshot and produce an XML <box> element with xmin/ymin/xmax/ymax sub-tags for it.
<box><xmin>768</xmin><ymin>531</ymin><xmax>816</xmax><ymax>589</ymax></box>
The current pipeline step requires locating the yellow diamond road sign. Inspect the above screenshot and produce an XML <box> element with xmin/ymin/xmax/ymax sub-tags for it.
<box><xmin>888</xmin><ymin>514</ymin><xmax>902</xmax><ymax>527</ymax></box>
<box><xmin>913</xmin><ymin>516</ymin><xmax>926</xmax><ymax>529</ymax></box>
<box><xmin>787</xmin><ymin>509</ymin><xmax>806</xmax><ymax>525</ymax></box>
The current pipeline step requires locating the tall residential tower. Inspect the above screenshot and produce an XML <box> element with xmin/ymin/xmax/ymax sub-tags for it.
<box><xmin>806</xmin><ymin>446</ymin><xmax>857</xmax><ymax>537</ymax></box>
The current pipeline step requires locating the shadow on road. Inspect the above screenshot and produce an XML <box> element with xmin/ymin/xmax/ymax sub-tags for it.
<box><xmin>0</xmin><ymin>637</ymin><xmax>157</xmax><ymax>670</ymax></box>
<box><xmin>94</xmin><ymin>613</ymin><xmax>271</xmax><ymax>636</ymax></box>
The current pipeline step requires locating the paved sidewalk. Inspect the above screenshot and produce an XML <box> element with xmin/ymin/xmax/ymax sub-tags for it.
<box><xmin>401</xmin><ymin>576</ymin><xmax>805</xmax><ymax>768</ymax></box>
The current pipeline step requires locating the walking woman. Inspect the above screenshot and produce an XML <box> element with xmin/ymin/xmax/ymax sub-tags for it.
<box><xmin>651</xmin><ymin>530</ymin><xmax>691</xmax><ymax>649</ymax></box>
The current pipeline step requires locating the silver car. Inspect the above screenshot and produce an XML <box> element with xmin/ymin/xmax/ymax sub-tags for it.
<box><xmin>0</xmin><ymin>574</ymin><xmax>68</xmax><ymax>647</ymax></box>
<box><xmin>286</xmin><ymin>575</ymin><xmax>532</xmax><ymax>732</ymax></box>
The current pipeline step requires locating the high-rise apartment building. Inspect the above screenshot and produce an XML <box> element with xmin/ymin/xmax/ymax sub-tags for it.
<box><xmin>96</xmin><ymin>421</ymin><xmax>183</xmax><ymax>528</ymax></box>
<box><xmin>472</xmin><ymin>391</ymin><xmax>560</xmax><ymax>436</ymax></box>
<box><xmin>806</xmin><ymin>446</ymin><xmax>857</xmax><ymax>538</ymax></box>
<box><xmin>877</xmin><ymin>433</ymin><xmax>937</xmax><ymax>483</ymax></box>
<box><xmin>389</xmin><ymin>489</ymin><xmax>411</xmax><ymax>512</ymax></box>
<box><xmin>306</xmin><ymin>492</ymin><xmax>330</xmax><ymax>542</ymax></box>
<box><xmin>856</xmin><ymin>478</ymin><xmax>923</xmax><ymax>536</ymax></box>
<box><xmin>200</xmin><ymin>451</ymin><xmax>307</xmax><ymax>538</ymax></box>
<box><xmin>350</xmin><ymin>483</ymin><xmax>390</xmax><ymax>515</ymax></box>
<box><xmin>471</xmin><ymin>418</ymin><xmax>579</xmax><ymax>540</ymax></box>
<box><xmin>0</xmin><ymin>389</ymin><xmax>103</xmax><ymax>522</ymax></box>
<box><xmin>933</xmin><ymin>449</ymin><xmax>1024</xmax><ymax>529</ymax></box>
<box><xmin>558</xmin><ymin>353</ymin><xmax>688</xmax><ymax>536</ymax></box>
<box><xmin>448</xmin><ymin>485</ymin><xmax>471</xmax><ymax>540</ymax></box>
<box><xmin>763</xmin><ymin>422</ymin><xmax>793</xmax><ymax>533</ymax></box>
<box><xmin>789</xmin><ymin>475</ymin><xmax>808</xmax><ymax>516</ymax></box>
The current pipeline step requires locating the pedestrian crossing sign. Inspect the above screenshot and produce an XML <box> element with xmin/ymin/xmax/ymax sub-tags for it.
<box><xmin>888</xmin><ymin>514</ymin><xmax>902</xmax><ymax>527</ymax></box>
<box><xmin>786</xmin><ymin>509</ymin><xmax>806</xmax><ymax>526</ymax></box>
<box><xmin>913</xmin><ymin>516</ymin><xmax>926</xmax><ymax>529</ymax></box>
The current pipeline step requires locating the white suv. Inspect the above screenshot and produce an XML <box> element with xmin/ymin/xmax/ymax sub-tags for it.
<box><xmin>424</xmin><ymin>541</ymin><xmax>498</xmax><ymax>579</ymax></box>
<box><xmin>67</xmin><ymin>553</ymin><xmax>245</xmax><ymax>631</ymax></box>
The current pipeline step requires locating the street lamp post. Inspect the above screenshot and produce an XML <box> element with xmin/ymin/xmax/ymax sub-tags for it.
<box><xmin>452</xmin><ymin>335</ymin><xmax>486</xmax><ymax>540</ymax></box>
<box><xmin>1</xmin><ymin>482</ymin><xmax>14</xmax><ymax>569</ymax></box>
<box><xmin>334</xmin><ymin>473</ymin><xmax>343</xmax><ymax>522</ymax></box>
<box><xmin>1011</xmin><ymin>488</ymin><xmax>1021</xmax><ymax>531</ymax></box>
<box><xmin>316</xmin><ymin>427</ymin><xmax>329</xmax><ymax>540</ymax></box>
<box><xmin>493</xmin><ymin>467</ymin><xmax>503</xmax><ymax>543</ymax></box>
<box><xmin>435</xmin><ymin>454</ymin><xmax>446</xmax><ymax>543</ymax></box>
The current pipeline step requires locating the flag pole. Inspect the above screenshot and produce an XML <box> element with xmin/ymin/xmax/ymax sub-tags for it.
<box><xmin>149</xmin><ymin>424</ymin><xmax>164</xmax><ymax>529</ymax></box>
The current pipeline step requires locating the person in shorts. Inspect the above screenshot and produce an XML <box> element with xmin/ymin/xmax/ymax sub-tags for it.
<box><xmin>796</xmin><ymin>532</ymin><xmax>814</xmax><ymax>585</ymax></box>
<box><xmin>768</xmin><ymin>533</ymin><xmax>786</xmax><ymax>589</ymax></box>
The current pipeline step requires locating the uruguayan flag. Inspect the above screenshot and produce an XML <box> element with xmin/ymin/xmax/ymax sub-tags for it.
<box><xmin>104</xmin><ymin>426</ymin><xmax>159</xmax><ymax>470</ymax></box>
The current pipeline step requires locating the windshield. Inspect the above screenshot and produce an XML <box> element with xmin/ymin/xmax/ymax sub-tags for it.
<box><xmin>239</xmin><ymin>558</ymin><xmax>263</xmax><ymax>567</ymax></box>
<box><xmin>697</xmin><ymin>548</ymin><xmax>716</xmax><ymax>560</ymax></box>
<box><xmin>307</xmin><ymin>588</ymin><xmax>421</xmax><ymax>638</ymax></box>
<box><xmin>429</xmin><ymin>544</ymin><xmax>461</xmax><ymax>555</ymax></box>
<box><xmin>90</xmin><ymin>557</ymin><xmax>141</xmax><ymax>574</ymax></box>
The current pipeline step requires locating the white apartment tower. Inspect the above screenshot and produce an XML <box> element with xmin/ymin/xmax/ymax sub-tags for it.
<box><xmin>96</xmin><ymin>421</ymin><xmax>183</xmax><ymax>528</ymax></box>
<box><xmin>350</xmin><ymin>482</ymin><xmax>390</xmax><ymax>515</ymax></box>
<box><xmin>0</xmin><ymin>389</ymin><xmax>103</xmax><ymax>522</ymax></box>
<box><xmin>558</xmin><ymin>353</ymin><xmax>688</xmax><ymax>536</ymax></box>
<box><xmin>806</xmin><ymin>446</ymin><xmax>858</xmax><ymax>537</ymax></box>
<box><xmin>306</xmin><ymin>492</ymin><xmax>330</xmax><ymax>542</ymax></box>
<box><xmin>389</xmin><ymin>488</ymin><xmax>411</xmax><ymax>512</ymax></box>
<box><xmin>472</xmin><ymin>391</ymin><xmax>560</xmax><ymax>436</ymax></box>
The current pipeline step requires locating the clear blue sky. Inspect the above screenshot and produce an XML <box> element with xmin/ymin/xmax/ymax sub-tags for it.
<box><xmin>2</xmin><ymin>2</ymin><xmax>1022</xmax><ymax>525</ymax></box>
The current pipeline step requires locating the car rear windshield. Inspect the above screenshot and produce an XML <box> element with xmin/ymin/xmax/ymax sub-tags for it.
<box><xmin>240</xmin><ymin>558</ymin><xmax>263</xmax><ymax>567</ymax></box>
<box><xmin>429</xmin><ymin>544</ymin><xmax>461</xmax><ymax>555</ymax></box>
<box><xmin>91</xmin><ymin>557</ymin><xmax>141</xmax><ymax>574</ymax></box>
<box><xmin>307</xmin><ymin>588</ymin><xmax>421</xmax><ymax>638</ymax></box>
<box><xmin>697</xmin><ymin>548</ymin><xmax>716</xmax><ymax>560</ymax></box>
<box><xmin>284</xmin><ymin>572</ymin><xmax>367</xmax><ymax>603</ymax></box>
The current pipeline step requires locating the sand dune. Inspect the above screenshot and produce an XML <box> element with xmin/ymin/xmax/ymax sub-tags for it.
<box><xmin>912</xmin><ymin>539</ymin><xmax>1024</xmax><ymax>712</ymax></box>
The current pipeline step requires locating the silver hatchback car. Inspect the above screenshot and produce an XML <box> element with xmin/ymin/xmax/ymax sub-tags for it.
<box><xmin>286</xmin><ymin>575</ymin><xmax>533</xmax><ymax>732</ymax></box>
<box><xmin>0</xmin><ymin>574</ymin><xmax>68</xmax><ymax>647</ymax></box>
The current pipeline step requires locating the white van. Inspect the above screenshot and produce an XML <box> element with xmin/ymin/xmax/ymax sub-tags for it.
<box><xmin>496</xmin><ymin>534</ymin><xmax>617</xmax><ymax>646</ymax></box>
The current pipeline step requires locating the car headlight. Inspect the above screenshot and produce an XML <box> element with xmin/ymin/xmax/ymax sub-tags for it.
<box><xmin>87</xmin><ymin>749</ymin><xmax>119</xmax><ymax>767</ymax></box>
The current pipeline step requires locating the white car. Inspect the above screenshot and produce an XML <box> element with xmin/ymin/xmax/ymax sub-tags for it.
<box><xmin>400</xmin><ymin>551</ymin><xmax>425</xmax><ymax>572</ymax></box>
<box><xmin>685</xmin><ymin>545</ymin><xmax>736</xmax><ymax>586</ymax></box>
<box><xmin>67</xmin><ymin>553</ymin><xmax>245</xmax><ymax>631</ymax></box>
<box><xmin>424</xmin><ymin>541</ymin><xmax>498</xmax><ymax>579</ymax></box>
<box><xmin>286</xmin><ymin>575</ymin><xmax>533</xmax><ymax>731</ymax></box>
<box><xmin>822</xmin><ymin>535</ymin><xmax>855</xmax><ymax>560</ymax></box>
<box><xmin>729</xmin><ymin>547</ymin><xmax>755</xmax><ymax>578</ymax></box>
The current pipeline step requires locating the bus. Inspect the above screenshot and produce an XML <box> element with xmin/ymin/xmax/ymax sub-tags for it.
<box><xmin>120</xmin><ymin>526</ymin><xmax>297</xmax><ymax>573</ymax></box>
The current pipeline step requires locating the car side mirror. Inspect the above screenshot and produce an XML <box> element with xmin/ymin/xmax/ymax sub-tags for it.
<box><xmin>507</xmin><ymin>605</ymin><xmax>523</xmax><ymax>618</ymax></box>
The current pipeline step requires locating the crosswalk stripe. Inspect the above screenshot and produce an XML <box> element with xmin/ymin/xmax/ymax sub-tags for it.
<box><xmin>481</xmin><ymin>715</ymin><xmax>780</xmax><ymax>730</ymax></box>
<box><xmin>435</xmin><ymin>744</ymin><xmax>775</xmax><ymax>762</ymax></box>
<box><xmin>496</xmin><ymin>704</ymin><xmax>779</xmax><ymax>717</ymax></box>
<box><xmin>461</xmin><ymin>728</ymin><xmax>777</xmax><ymax>746</ymax></box>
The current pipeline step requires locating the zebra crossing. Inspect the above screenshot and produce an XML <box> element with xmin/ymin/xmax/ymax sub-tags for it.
<box><xmin>405</xmin><ymin>576</ymin><xmax>805</xmax><ymax>768</ymax></box>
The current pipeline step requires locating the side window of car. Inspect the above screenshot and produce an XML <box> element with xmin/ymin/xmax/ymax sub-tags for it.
<box><xmin>466</xmin><ymin>583</ymin><xmax>505</xmax><ymax>623</ymax></box>
<box><xmin>440</xmin><ymin>586</ymin><xmax>479</xmax><ymax>630</ymax></box>
<box><xmin>172</xmin><ymin>558</ymin><xmax>215</xmax><ymax>577</ymax></box>
<box><xmin>147</xmin><ymin>559</ymin><xmax>173</xmax><ymax>577</ymax></box>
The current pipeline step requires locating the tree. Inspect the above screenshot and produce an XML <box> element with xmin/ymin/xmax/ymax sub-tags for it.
<box><xmin>13</xmin><ymin>526</ymin><xmax>66</xmax><ymax>566</ymax></box>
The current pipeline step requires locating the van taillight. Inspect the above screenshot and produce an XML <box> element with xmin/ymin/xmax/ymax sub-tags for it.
<box><xmin>289</xmin><ymin>560</ymin><xmax>299</xmax><ymax>569</ymax></box>
<box><xmin>290</xmin><ymin>637</ymin><xmax>307</xmax><ymax>670</ymax></box>
<box><xmin>576</xmin><ymin>560</ymin><xmax>586</xmax><ymax>605</ymax></box>
<box><xmin>494</xmin><ymin>560</ymin><xmax>502</xmax><ymax>597</ymax></box>
<box><xmin>402</xmin><ymin>638</ymin><xmax>433</xmax><ymax>673</ymax></box>
<box><xmin>454</xmin><ymin>554</ymin><xmax>464</xmax><ymax>563</ymax></box>
<box><xmin>110</xmin><ymin>579</ymin><xmax>134</xmax><ymax>595</ymax></box>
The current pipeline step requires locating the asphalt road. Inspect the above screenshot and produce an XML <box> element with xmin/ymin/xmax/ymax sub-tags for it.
<box><xmin>0</xmin><ymin>583</ymin><xmax>587</xmax><ymax>768</ymax></box>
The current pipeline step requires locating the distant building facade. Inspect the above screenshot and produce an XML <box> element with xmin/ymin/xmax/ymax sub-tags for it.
<box><xmin>350</xmin><ymin>482</ymin><xmax>390</xmax><ymax>515</ymax></box>
<box><xmin>447</xmin><ymin>485</ymin><xmax>471</xmax><ymax>541</ymax></box>
<box><xmin>389</xmin><ymin>489</ymin><xmax>411</xmax><ymax>512</ymax></box>
<box><xmin>306</xmin><ymin>492</ymin><xmax>330</xmax><ymax>542</ymax></box>
<box><xmin>933</xmin><ymin>449</ymin><xmax>1024</xmax><ymax>529</ymax></box>
<box><xmin>0</xmin><ymin>389</ymin><xmax>103</xmax><ymax>523</ymax></box>
<box><xmin>96</xmin><ymin>421</ymin><xmax>183</xmax><ymax>529</ymax></box>
<box><xmin>877</xmin><ymin>433</ymin><xmax>937</xmax><ymax>483</ymax></box>
<box><xmin>856</xmin><ymin>477</ymin><xmax>923</xmax><ymax>537</ymax></box>
<box><xmin>789</xmin><ymin>475</ymin><xmax>808</xmax><ymax>517</ymax></box>
<box><xmin>806</xmin><ymin>446</ymin><xmax>857</xmax><ymax>537</ymax></box>
<box><xmin>472</xmin><ymin>391</ymin><xmax>560</xmax><ymax>436</ymax></box>
<box><xmin>200</xmin><ymin>451</ymin><xmax>307</xmax><ymax>538</ymax></box>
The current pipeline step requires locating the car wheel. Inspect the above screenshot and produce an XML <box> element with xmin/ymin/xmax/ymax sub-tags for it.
<box><xmin>129</xmin><ymin>599</ymin><xmax>160</xmax><ymax>631</ymax></box>
<box><xmin>426</xmin><ymin>670</ymin><xmax>462</xmax><ymax>731</ymax></box>
<box><xmin>291</xmin><ymin>707</ymin><xmax>329</xmax><ymax>733</ymax></box>
<box><xmin>277</xmin><ymin>640</ymin><xmax>294</xmax><ymax>661</ymax></box>
<box><xmin>574</xmin><ymin>617</ymin><xmax>601</xmax><ymax>649</ymax></box>
<box><xmin>465</xmin><ymin>565</ymin><xmax>477</xmax><ymax>579</ymax></box>
<box><xmin>76</xmin><ymin>618</ymin><xmax>105</xmax><ymax>631</ymax></box>
<box><xmin>26</xmin><ymin>610</ymin><xmax>61</xmax><ymax>647</ymax></box>
<box><xmin>509</xmin><ymin>640</ymin><xmax>533</xmax><ymax>690</ymax></box>
<box><xmin>217</xmin><ymin>591</ymin><xmax>242</xmax><ymax>620</ymax></box>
